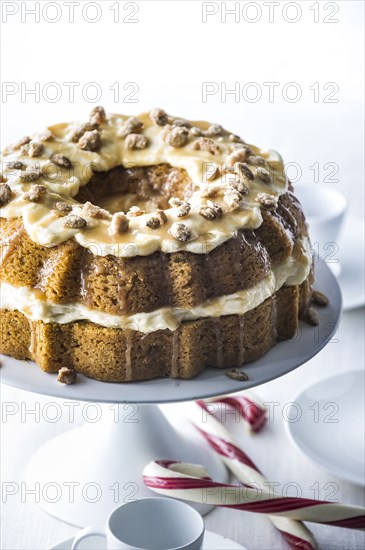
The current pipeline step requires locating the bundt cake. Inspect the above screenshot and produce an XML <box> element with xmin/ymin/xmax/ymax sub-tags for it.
<box><xmin>0</xmin><ymin>107</ymin><xmax>316</xmax><ymax>382</ymax></box>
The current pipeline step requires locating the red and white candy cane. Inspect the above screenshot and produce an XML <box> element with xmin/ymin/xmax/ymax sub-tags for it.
<box><xmin>194</xmin><ymin>400</ymin><xmax>316</xmax><ymax>549</ymax></box>
<box><xmin>203</xmin><ymin>391</ymin><xmax>267</xmax><ymax>433</ymax></box>
<box><xmin>143</xmin><ymin>460</ymin><xmax>365</xmax><ymax>530</ymax></box>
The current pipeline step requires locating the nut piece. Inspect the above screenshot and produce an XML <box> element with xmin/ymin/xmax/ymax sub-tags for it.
<box><xmin>108</xmin><ymin>212</ymin><xmax>129</xmax><ymax>236</ymax></box>
<box><xmin>146</xmin><ymin>209</ymin><xmax>167</xmax><ymax>229</ymax></box>
<box><xmin>256</xmin><ymin>192</ymin><xmax>278</xmax><ymax>210</ymax></box>
<box><xmin>225</xmin><ymin>147</ymin><xmax>250</xmax><ymax>168</ymax></box>
<box><xmin>169</xmin><ymin>222</ymin><xmax>191</xmax><ymax>242</ymax></box>
<box><xmin>69</xmin><ymin>122</ymin><xmax>97</xmax><ymax>143</ymax></box>
<box><xmin>20</xmin><ymin>168</ymin><xmax>42</xmax><ymax>183</ymax></box>
<box><xmin>14</xmin><ymin>136</ymin><xmax>31</xmax><ymax>150</ymax></box>
<box><xmin>224</xmin><ymin>189</ymin><xmax>242</xmax><ymax>212</ymax></box>
<box><xmin>7</xmin><ymin>161</ymin><xmax>25</xmax><ymax>170</ymax></box>
<box><xmin>236</xmin><ymin>162</ymin><xmax>254</xmax><ymax>181</ymax></box>
<box><xmin>27</xmin><ymin>141</ymin><xmax>44</xmax><ymax>158</ymax></box>
<box><xmin>168</xmin><ymin>197</ymin><xmax>183</xmax><ymax>208</ymax></box>
<box><xmin>78</xmin><ymin>130</ymin><xmax>101</xmax><ymax>152</ymax></box>
<box><xmin>63</xmin><ymin>214</ymin><xmax>87</xmax><ymax>229</ymax></box>
<box><xmin>23</xmin><ymin>184</ymin><xmax>47</xmax><ymax>203</ymax></box>
<box><xmin>256</xmin><ymin>166</ymin><xmax>272</xmax><ymax>183</ymax></box>
<box><xmin>312</xmin><ymin>290</ymin><xmax>329</xmax><ymax>307</ymax></box>
<box><xmin>192</xmin><ymin>137</ymin><xmax>220</xmax><ymax>156</ymax></box>
<box><xmin>189</xmin><ymin>127</ymin><xmax>203</xmax><ymax>137</ymax></box>
<box><xmin>177</xmin><ymin>202</ymin><xmax>191</xmax><ymax>217</ymax></box>
<box><xmin>53</xmin><ymin>201</ymin><xmax>72</xmax><ymax>214</ymax></box>
<box><xmin>57</xmin><ymin>367</ymin><xmax>77</xmax><ymax>385</ymax></box>
<box><xmin>199</xmin><ymin>201</ymin><xmax>223</xmax><ymax>220</ymax></box>
<box><xmin>225</xmin><ymin>368</ymin><xmax>249</xmax><ymax>381</ymax></box>
<box><xmin>124</xmin><ymin>133</ymin><xmax>148</xmax><ymax>150</ymax></box>
<box><xmin>38</xmin><ymin>129</ymin><xmax>53</xmax><ymax>142</ymax></box>
<box><xmin>127</xmin><ymin>206</ymin><xmax>144</xmax><ymax>217</ymax></box>
<box><xmin>248</xmin><ymin>155</ymin><xmax>266</xmax><ymax>166</ymax></box>
<box><xmin>165</xmin><ymin>127</ymin><xmax>189</xmax><ymax>148</ymax></box>
<box><xmin>205</xmin><ymin>124</ymin><xmax>224</xmax><ymax>137</ymax></box>
<box><xmin>150</xmin><ymin>108</ymin><xmax>168</xmax><ymax>126</ymax></box>
<box><xmin>118</xmin><ymin>116</ymin><xmax>144</xmax><ymax>138</ymax></box>
<box><xmin>90</xmin><ymin>106</ymin><xmax>107</xmax><ymax>125</ymax></box>
<box><xmin>51</xmin><ymin>153</ymin><xmax>72</xmax><ymax>169</ymax></box>
<box><xmin>228</xmin><ymin>176</ymin><xmax>249</xmax><ymax>195</ymax></box>
<box><xmin>0</xmin><ymin>183</ymin><xmax>13</xmax><ymax>206</ymax></box>
<box><xmin>83</xmin><ymin>201</ymin><xmax>111</xmax><ymax>220</ymax></box>
<box><xmin>173</xmin><ymin>119</ymin><xmax>192</xmax><ymax>129</ymax></box>
<box><xmin>306</xmin><ymin>307</ymin><xmax>320</xmax><ymax>326</ymax></box>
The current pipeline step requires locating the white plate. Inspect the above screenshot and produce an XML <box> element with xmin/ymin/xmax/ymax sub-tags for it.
<box><xmin>286</xmin><ymin>370</ymin><xmax>365</xmax><ymax>486</ymax></box>
<box><xmin>50</xmin><ymin>531</ymin><xmax>246</xmax><ymax>549</ymax></box>
<box><xmin>337</xmin><ymin>215</ymin><xmax>365</xmax><ymax>310</ymax></box>
<box><xmin>0</xmin><ymin>259</ymin><xmax>341</xmax><ymax>404</ymax></box>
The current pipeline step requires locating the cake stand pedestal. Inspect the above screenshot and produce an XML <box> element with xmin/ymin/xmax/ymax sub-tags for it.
<box><xmin>1</xmin><ymin>259</ymin><xmax>342</xmax><ymax>528</ymax></box>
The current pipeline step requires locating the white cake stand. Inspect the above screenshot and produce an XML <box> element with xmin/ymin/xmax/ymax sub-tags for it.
<box><xmin>1</xmin><ymin>259</ymin><xmax>341</xmax><ymax>528</ymax></box>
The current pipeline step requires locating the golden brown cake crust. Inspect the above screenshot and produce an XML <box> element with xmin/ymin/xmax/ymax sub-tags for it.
<box><xmin>0</xmin><ymin>282</ymin><xmax>309</xmax><ymax>382</ymax></box>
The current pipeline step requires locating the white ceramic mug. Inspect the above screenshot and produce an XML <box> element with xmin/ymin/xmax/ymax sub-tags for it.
<box><xmin>71</xmin><ymin>497</ymin><xmax>205</xmax><ymax>550</ymax></box>
<box><xmin>295</xmin><ymin>184</ymin><xmax>347</xmax><ymax>275</ymax></box>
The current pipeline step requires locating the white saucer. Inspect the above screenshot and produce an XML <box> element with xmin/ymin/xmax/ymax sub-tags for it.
<box><xmin>337</xmin><ymin>215</ymin><xmax>365</xmax><ymax>310</ymax></box>
<box><xmin>286</xmin><ymin>370</ymin><xmax>365</xmax><ymax>486</ymax></box>
<box><xmin>50</xmin><ymin>531</ymin><xmax>246</xmax><ymax>549</ymax></box>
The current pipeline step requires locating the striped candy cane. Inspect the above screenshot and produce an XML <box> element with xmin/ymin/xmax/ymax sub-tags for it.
<box><xmin>143</xmin><ymin>460</ymin><xmax>365</xmax><ymax>530</ymax></box>
<box><xmin>194</xmin><ymin>400</ymin><xmax>316</xmax><ymax>549</ymax></box>
<box><xmin>204</xmin><ymin>392</ymin><xmax>267</xmax><ymax>433</ymax></box>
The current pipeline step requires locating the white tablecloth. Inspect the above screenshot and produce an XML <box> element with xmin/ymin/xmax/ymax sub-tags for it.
<box><xmin>1</xmin><ymin>308</ymin><xmax>364</xmax><ymax>550</ymax></box>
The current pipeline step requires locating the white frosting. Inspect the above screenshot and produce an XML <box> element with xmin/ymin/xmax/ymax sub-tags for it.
<box><xmin>0</xmin><ymin>238</ymin><xmax>311</xmax><ymax>334</ymax></box>
<box><xmin>0</xmin><ymin>111</ymin><xmax>287</xmax><ymax>257</ymax></box>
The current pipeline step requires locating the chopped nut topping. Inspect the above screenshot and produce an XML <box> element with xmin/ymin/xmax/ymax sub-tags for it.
<box><xmin>227</xmin><ymin>176</ymin><xmax>249</xmax><ymax>195</ymax></box>
<box><xmin>83</xmin><ymin>201</ymin><xmax>111</xmax><ymax>220</ymax></box>
<box><xmin>224</xmin><ymin>189</ymin><xmax>242</xmax><ymax>212</ymax></box>
<box><xmin>20</xmin><ymin>168</ymin><xmax>42</xmax><ymax>183</ymax></box>
<box><xmin>146</xmin><ymin>209</ymin><xmax>167</xmax><ymax>229</ymax></box>
<box><xmin>236</xmin><ymin>162</ymin><xmax>254</xmax><ymax>180</ymax></box>
<box><xmin>0</xmin><ymin>183</ymin><xmax>13</xmax><ymax>206</ymax></box>
<box><xmin>256</xmin><ymin>192</ymin><xmax>278</xmax><ymax>210</ymax></box>
<box><xmin>149</xmin><ymin>108</ymin><xmax>168</xmax><ymax>126</ymax></box>
<box><xmin>192</xmin><ymin>137</ymin><xmax>220</xmax><ymax>155</ymax></box>
<box><xmin>225</xmin><ymin>368</ymin><xmax>249</xmax><ymax>381</ymax></box>
<box><xmin>177</xmin><ymin>202</ymin><xmax>191</xmax><ymax>217</ymax></box>
<box><xmin>248</xmin><ymin>155</ymin><xmax>265</xmax><ymax>166</ymax></box>
<box><xmin>168</xmin><ymin>197</ymin><xmax>183</xmax><ymax>208</ymax></box>
<box><xmin>57</xmin><ymin>367</ymin><xmax>77</xmax><ymax>385</ymax></box>
<box><xmin>200</xmin><ymin>185</ymin><xmax>220</xmax><ymax>199</ymax></box>
<box><xmin>38</xmin><ymin>129</ymin><xmax>53</xmax><ymax>142</ymax></box>
<box><xmin>51</xmin><ymin>153</ymin><xmax>72</xmax><ymax>169</ymax></box>
<box><xmin>14</xmin><ymin>136</ymin><xmax>31</xmax><ymax>150</ymax></box>
<box><xmin>205</xmin><ymin>163</ymin><xmax>220</xmax><ymax>181</ymax></box>
<box><xmin>225</xmin><ymin>148</ymin><xmax>249</xmax><ymax>168</ymax></box>
<box><xmin>199</xmin><ymin>201</ymin><xmax>223</xmax><ymax>220</ymax></box>
<box><xmin>7</xmin><ymin>161</ymin><xmax>25</xmax><ymax>170</ymax></box>
<box><xmin>124</xmin><ymin>133</ymin><xmax>148</xmax><ymax>150</ymax></box>
<box><xmin>78</xmin><ymin>130</ymin><xmax>101</xmax><ymax>152</ymax></box>
<box><xmin>256</xmin><ymin>166</ymin><xmax>272</xmax><ymax>183</ymax></box>
<box><xmin>108</xmin><ymin>212</ymin><xmax>129</xmax><ymax>235</ymax></box>
<box><xmin>228</xmin><ymin>133</ymin><xmax>245</xmax><ymax>143</ymax></box>
<box><xmin>189</xmin><ymin>127</ymin><xmax>203</xmax><ymax>137</ymax></box>
<box><xmin>205</xmin><ymin>124</ymin><xmax>223</xmax><ymax>137</ymax></box>
<box><xmin>69</xmin><ymin>123</ymin><xmax>98</xmax><ymax>143</ymax></box>
<box><xmin>165</xmin><ymin>126</ymin><xmax>189</xmax><ymax>148</ymax></box>
<box><xmin>312</xmin><ymin>290</ymin><xmax>329</xmax><ymax>307</ymax></box>
<box><xmin>53</xmin><ymin>201</ymin><xmax>72</xmax><ymax>214</ymax></box>
<box><xmin>127</xmin><ymin>206</ymin><xmax>144</xmax><ymax>217</ymax></box>
<box><xmin>23</xmin><ymin>184</ymin><xmax>47</xmax><ymax>203</ymax></box>
<box><xmin>169</xmin><ymin>222</ymin><xmax>191</xmax><ymax>242</ymax></box>
<box><xmin>63</xmin><ymin>214</ymin><xmax>87</xmax><ymax>229</ymax></box>
<box><xmin>306</xmin><ymin>307</ymin><xmax>319</xmax><ymax>326</ymax></box>
<box><xmin>118</xmin><ymin>116</ymin><xmax>144</xmax><ymax>138</ymax></box>
<box><xmin>27</xmin><ymin>141</ymin><xmax>44</xmax><ymax>158</ymax></box>
<box><xmin>90</xmin><ymin>106</ymin><xmax>107</xmax><ymax>125</ymax></box>
<box><xmin>173</xmin><ymin>118</ymin><xmax>192</xmax><ymax>129</ymax></box>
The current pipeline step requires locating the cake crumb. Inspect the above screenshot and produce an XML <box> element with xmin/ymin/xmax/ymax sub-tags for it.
<box><xmin>108</xmin><ymin>212</ymin><xmax>129</xmax><ymax>235</ymax></box>
<box><xmin>63</xmin><ymin>214</ymin><xmax>87</xmax><ymax>229</ymax></box>
<box><xmin>312</xmin><ymin>290</ymin><xmax>329</xmax><ymax>307</ymax></box>
<box><xmin>57</xmin><ymin>367</ymin><xmax>77</xmax><ymax>385</ymax></box>
<box><xmin>225</xmin><ymin>368</ymin><xmax>249</xmax><ymax>381</ymax></box>
<box><xmin>52</xmin><ymin>154</ymin><xmax>72</xmax><ymax>169</ymax></box>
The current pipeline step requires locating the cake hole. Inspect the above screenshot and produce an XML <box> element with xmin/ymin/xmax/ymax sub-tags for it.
<box><xmin>75</xmin><ymin>164</ymin><xmax>195</xmax><ymax>214</ymax></box>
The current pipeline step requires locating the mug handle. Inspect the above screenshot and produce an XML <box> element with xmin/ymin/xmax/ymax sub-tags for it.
<box><xmin>71</xmin><ymin>525</ymin><xmax>106</xmax><ymax>549</ymax></box>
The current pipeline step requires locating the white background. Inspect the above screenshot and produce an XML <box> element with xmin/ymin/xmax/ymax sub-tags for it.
<box><xmin>1</xmin><ymin>1</ymin><xmax>364</xmax><ymax>549</ymax></box>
